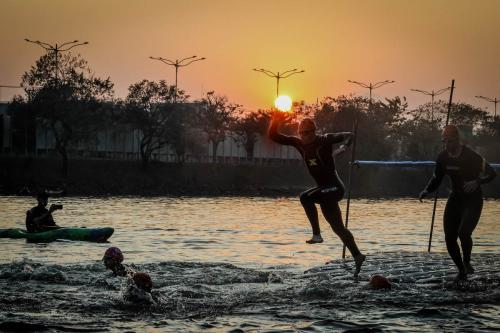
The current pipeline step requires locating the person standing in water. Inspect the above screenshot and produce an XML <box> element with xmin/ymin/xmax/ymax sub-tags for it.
<box><xmin>420</xmin><ymin>125</ymin><xmax>496</xmax><ymax>281</ymax></box>
<box><xmin>269</xmin><ymin>112</ymin><xmax>366</xmax><ymax>276</ymax></box>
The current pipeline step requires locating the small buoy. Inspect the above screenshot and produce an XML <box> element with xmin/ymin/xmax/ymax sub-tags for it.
<box><xmin>369</xmin><ymin>274</ymin><xmax>391</xmax><ymax>290</ymax></box>
<box><xmin>133</xmin><ymin>272</ymin><xmax>153</xmax><ymax>293</ymax></box>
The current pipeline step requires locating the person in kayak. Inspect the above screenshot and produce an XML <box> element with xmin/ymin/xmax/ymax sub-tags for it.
<box><xmin>419</xmin><ymin>125</ymin><xmax>497</xmax><ymax>282</ymax></box>
<box><xmin>25</xmin><ymin>191</ymin><xmax>62</xmax><ymax>233</ymax></box>
<box><xmin>268</xmin><ymin>112</ymin><xmax>366</xmax><ymax>277</ymax></box>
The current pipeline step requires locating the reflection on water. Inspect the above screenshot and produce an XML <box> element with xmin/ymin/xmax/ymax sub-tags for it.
<box><xmin>0</xmin><ymin>196</ymin><xmax>499</xmax><ymax>332</ymax></box>
<box><xmin>0</xmin><ymin>196</ymin><xmax>498</xmax><ymax>267</ymax></box>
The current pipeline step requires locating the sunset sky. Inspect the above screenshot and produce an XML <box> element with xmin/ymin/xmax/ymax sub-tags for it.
<box><xmin>1</xmin><ymin>0</ymin><xmax>499</xmax><ymax>113</ymax></box>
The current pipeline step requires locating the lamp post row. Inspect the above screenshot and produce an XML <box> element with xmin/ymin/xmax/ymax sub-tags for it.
<box><xmin>14</xmin><ymin>38</ymin><xmax>500</xmax><ymax>119</ymax></box>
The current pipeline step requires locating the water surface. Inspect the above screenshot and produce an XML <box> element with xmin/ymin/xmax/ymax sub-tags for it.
<box><xmin>0</xmin><ymin>197</ymin><xmax>499</xmax><ymax>332</ymax></box>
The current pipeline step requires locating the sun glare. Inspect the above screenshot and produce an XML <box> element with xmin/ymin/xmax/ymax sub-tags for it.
<box><xmin>274</xmin><ymin>95</ymin><xmax>292</xmax><ymax>112</ymax></box>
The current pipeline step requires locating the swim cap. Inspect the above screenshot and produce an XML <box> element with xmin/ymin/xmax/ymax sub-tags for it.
<box><xmin>442</xmin><ymin>125</ymin><xmax>460</xmax><ymax>140</ymax></box>
<box><xmin>102</xmin><ymin>247</ymin><xmax>124</xmax><ymax>263</ymax></box>
<box><xmin>133</xmin><ymin>272</ymin><xmax>153</xmax><ymax>292</ymax></box>
<box><xmin>299</xmin><ymin>118</ymin><xmax>316</xmax><ymax>132</ymax></box>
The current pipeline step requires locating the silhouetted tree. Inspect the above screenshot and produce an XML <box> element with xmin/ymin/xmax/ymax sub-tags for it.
<box><xmin>231</xmin><ymin>109</ymin><xmax>269</xmax><ymax>159</ymax></box>
<box><xmin>195</xmin><ymin>91</ymin><xmax>240</xmax><ymax>163</ymax></box>
<box><xmin>124</xmin><ymin>79</ymin><xmax>185</xmax><ymax>168</ymax></box>
<box><xmin>21</xmin><ymin>52</ymin><xmax>113</xmax><ymax>176</ymax></box>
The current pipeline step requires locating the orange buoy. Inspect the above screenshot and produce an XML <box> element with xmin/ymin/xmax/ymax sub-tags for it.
<box><xmin>133</xmin><ymin>272</ymin><xmax>153</xmax><ymax>293</ymax></box>
<box><xmin>369</xmin><ymin>274</ymin><xmax>391</xmax><ymax>290</ymax></box>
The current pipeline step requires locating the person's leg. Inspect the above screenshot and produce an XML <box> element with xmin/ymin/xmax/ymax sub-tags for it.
<box><xmin>319</xmin><ymin>194</ymin><xmax>365</xmax><ymax>276</ymax></box>
<box><xmin>300</xmin><ymin>187</ymin><xmax>323</xmax><ymax>243</ymax></box>
<box><xmin>458</xmin><ymin>196</ymin><xmax>483</xmax><ymax>274</ymax></box>
<box><xmin>320</xmin><ymin>200</ymin><xmax>361</xmax><ymax>257</ymax></box>
<box><xmin>443</xmin><ymin>196</ymin><xmax>466</xmax><ymax>280</ymax></box>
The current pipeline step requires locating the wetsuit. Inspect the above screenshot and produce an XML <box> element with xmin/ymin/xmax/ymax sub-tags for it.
<box><xmin>425</xmin><ymin>145</ymin><xmax>496</xmax><ymax>268</ymax></box>
<box><xmin>269</xmin><ymin>121</ymin><xmax>361</xmax><ymax>257</ymax></box>
<box><xmin>112</xmin><ymin>263</ymin><xmax>135</xmax><ymax>277</ymax></box>
<box><xmin>25</xmin><ymin>206</ymin><xmax>57</xmax><ymax>233</ymax></box>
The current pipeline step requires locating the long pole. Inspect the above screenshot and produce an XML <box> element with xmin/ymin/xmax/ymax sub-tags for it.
<box><xmin>428</xmin><ymin>79</ymin><xmax>455</xmax><ymax>252</ymax></box>
<box><xmin>342</xmin><ymin>118</ymin><xmax>358</xmax><ymax>259</ymax></box>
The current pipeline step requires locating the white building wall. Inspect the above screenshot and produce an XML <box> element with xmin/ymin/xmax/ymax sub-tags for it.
<box><xmin>35</xmin><ymin>125</ymin><xmax>301</xmax><ymax>160</ymax></box>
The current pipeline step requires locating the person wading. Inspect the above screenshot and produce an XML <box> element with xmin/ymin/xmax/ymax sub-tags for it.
<box><xmin>420</xmin><ymin>125</ymin><xmax>496</xmax><ymax>281</ymax></box>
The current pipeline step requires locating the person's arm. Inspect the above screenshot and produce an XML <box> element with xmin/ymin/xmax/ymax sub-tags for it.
<box><xmin>268</xmin><ymin>113</ymin><xmax>300</xmax><ymax>146</ymax></box>
<box><xmin>328</xmin><ymin>132</ymin><xmax>353</xmax><ymax>157</ymax></box>
<box><xmin>32</xmin><ymin>205</ymin><xmax>57</xmax><ymax>225</ymax></box>
<box><xmin>420</xmin><ymin>156</ymin><xmax>446</xmax><ymax>201</ymax></box>
<box><xmin>464</xmin><ymin>156</ymin><xmax>497</xmax><ymax>193</ymax></box>
<box><xmin>479</xmin><ymin>158</ymin><xmax>496</xmax><ymax>184</ymax></box>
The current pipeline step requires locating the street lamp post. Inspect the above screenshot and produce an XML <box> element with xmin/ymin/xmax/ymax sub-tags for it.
<box><xmin>347</xmin><ymin>80</ymin><xmax>395</xmax><ymax>109</ymax></box>
<box><xmin>253</xmin><ymin>68</ymin><xmax>305</xmax><ymax>98</ymax></box>
<box><xmin>150</xmin><ymin>55</ymin><xmax>206</xmax><ymax>103</ymax></box>
<box><xmin>25</xmin><ymin>39</ymin><xmax>89</xmax><ymax>83</ymax></box>
<box><xmin>475</xmin><ymin>95</ymin><xmax>498</xmax><ymax>119</ymax></box>
<box><xmin>410</xmin><ymin>87</ymin><xmax>450</xmax><ymax>121</ymax></box>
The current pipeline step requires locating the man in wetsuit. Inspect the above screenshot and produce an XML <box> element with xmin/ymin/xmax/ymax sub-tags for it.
<box><xmin>419</xmin><ymin>125</ymin><xmax>496</xmax><ymax>281</ymax></box>
<box><xmin>269</xmin><ymin>112</ymin><xmax>366</xmax><ymax>276</ymax></box>
<box><xmin>25</xmin><ymin>192</ymin><xmax>61</xmax><ymax>233</ymax></box>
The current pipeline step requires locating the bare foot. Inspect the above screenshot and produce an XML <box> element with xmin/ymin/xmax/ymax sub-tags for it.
<box><xmin>354</xmin><ymin>254</ymin><xmax>366</xmax><ymax>277</ymax></box>
<box><xmin>306</xmin><ymin>235</ymin><xmax>323</xmax><ymax>244</ymax></box>
<box><xmin>464</xmin><ymin>262</ymin><xmax>475</xmax><ymax>275</ymax></box>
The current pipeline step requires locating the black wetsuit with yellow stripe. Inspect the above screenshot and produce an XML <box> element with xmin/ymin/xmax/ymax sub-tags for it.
<box><xmin>269</xmin><ymin>121</ymin><xmax>361</xmax><ymax>257</ymax></box>
<box><xmin>269</xmin><ymin>121</ymin><xmax>347</xmax><ymax>192</ymax></box>
<box><xmin>425</xmin><ymin>145</ymin><xmax>496</xmax><ymax>267</ymax></box>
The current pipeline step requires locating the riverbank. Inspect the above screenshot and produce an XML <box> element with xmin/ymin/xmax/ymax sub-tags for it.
<box><xmin>1</xmin><ymin>156</ymin><xmax>499</xmax><ymax>198</ymax></box>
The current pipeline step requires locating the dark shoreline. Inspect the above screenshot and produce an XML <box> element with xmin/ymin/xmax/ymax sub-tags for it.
<box><xmin>1</xmin><ymin>156</ymin><xmax>499</xmax><ymax>198</ymax></box>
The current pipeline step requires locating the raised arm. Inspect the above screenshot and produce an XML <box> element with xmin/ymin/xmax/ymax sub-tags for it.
<box><xmin>268</xmin><ymin>113</ymin><xmax>300</xmax><ymax>146</ymax></box>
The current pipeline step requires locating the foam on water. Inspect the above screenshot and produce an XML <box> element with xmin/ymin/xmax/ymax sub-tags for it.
<box><xmin>0</xmin><ymin>252</ymin><xmax>499</xmax><ymax>332</ymax></box>
<box><xmin>1</xmin><ymin>196</ymin><xmax>499</xmax><ymax>331</ymax></box>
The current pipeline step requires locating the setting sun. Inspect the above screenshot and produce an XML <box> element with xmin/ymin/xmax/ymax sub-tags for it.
<box><xmin>274</xmin><ymin>95</ymin><xmax>292</xmax><ymax>112</ymax></box>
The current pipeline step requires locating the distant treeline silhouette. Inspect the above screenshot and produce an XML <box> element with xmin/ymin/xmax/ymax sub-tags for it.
<box><xmin>5</xmin><ymin>52</ymin><xmax>500</xmax><ymax>176</ymax></box>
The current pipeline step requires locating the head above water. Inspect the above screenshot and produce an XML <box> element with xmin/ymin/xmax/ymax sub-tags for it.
<box><xmin>442</xmin><ymin>125</ymin><xmax>461</xmax><ymax>153</ymax></box>
<box><xmin>133</xmin><ymin>272</ymin><xmax>153</xmax><ymax>293</ymax></box>
<box><xmin>102</xmin><ymin>247</ymin><xmax>124</xmax><ymax>271</ymax></box>
<box><xmin>36</xmin><ymin>191</ymin><xmax>49</xmax><ymax>207</ymax></box>
<box><xmin>298</xmin><ymin>118</ymin><xmax>317</xmax><ymax>144</ymax></box>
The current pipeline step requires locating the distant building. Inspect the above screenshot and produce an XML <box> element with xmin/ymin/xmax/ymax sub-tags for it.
<box><xmin>33</xmin><ymin>101</ymin><xmax>302</xmax><ymax>163</ymax></box>
<box><xmin>0</xmin><ymin>102</ymin><xmax>11</xmax><ymax>153</ymax></box>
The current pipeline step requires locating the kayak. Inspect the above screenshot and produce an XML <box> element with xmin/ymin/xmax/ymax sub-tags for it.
<box><xmin>0</xmin><ymin>227</ymin><xmax>114</xmax><ymax>242</ymax></box>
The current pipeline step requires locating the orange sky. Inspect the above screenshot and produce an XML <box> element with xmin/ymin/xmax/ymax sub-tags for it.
<box><xmin>1</xmin><ymin>0</ymin><xmax>499</xmax><ymax>113</ymax></box>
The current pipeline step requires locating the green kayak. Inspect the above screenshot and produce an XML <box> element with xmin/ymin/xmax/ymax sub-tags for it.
<box><xmin>0</xmin><ymin>227</ymin><xmax>114</xmax><ymax>242</ymax></box>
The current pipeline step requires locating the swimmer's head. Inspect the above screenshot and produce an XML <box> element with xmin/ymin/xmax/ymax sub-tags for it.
<box><xmin>102</xmin><ymin>247</ymin><xmax>124</xmax><ymax>271</ymax></box>
<box><xmin>133</xmin><ymin>272</ymin><xmax>153</xmax><ymax>293</ymax></box>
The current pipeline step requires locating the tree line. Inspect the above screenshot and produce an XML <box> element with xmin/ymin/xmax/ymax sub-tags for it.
<box><xmin>7</xmin><ymin>52</ymin><xmax>500</xmax><ymax>176</ymax></box>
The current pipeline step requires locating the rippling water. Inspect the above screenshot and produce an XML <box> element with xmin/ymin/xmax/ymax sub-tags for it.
<box><xmin>0</xmin><ymin>196</ymin><xmax>499</xmax><ymax>332</ymax></box>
